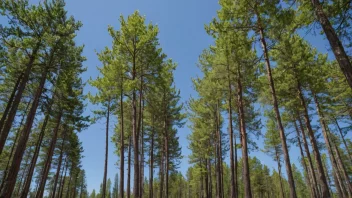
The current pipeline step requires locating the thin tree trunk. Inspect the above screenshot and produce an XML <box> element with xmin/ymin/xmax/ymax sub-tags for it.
<box><xmin>257</xmin><ymin>20</ymin><xmax>297</xmax><ymax>198</ymax></box>
<box><xmin>132</xmin><ymin>52</ymin><xmax>140</xmax><ymax>198</ymax></box>
<box><xmin>217</xmin><ymin>101</ymin><xmax>224</xmax><ymax>198</ymax></box>
<box><xmin>0</xmin><ymin>43</ymin><xmax>40</xmax><ymax>154</ymax></box>
<box><xmin>36</xmin><ymin>111</ymin><xmax>63</xmax><ymax>198</ymax></box>
<box><xmin>332</xmin><ymin>139</ymin><xmax>352</xmax><ymax>195</ymax></box>
<box><xmin>72</xmin><ymin>171</ymin><xmax>79</xmax><ymax>198</ymax></box>
<box><xmin>310</xmin><ymin>0</ymin><xmax>352</xmax><ymax>88</ymax></box>
<box><xmin>56</xmin><ymin>157</ymin><xmax>66</xmax><ymax>198</ymax></box>
<box><xmin>293</xmin><ymin>120</ymin><xmax>317</xmax><ymax>198</ymax></box>
<box><xmin>59</xmin><ymin>163</ymin><xmax>68</xmax><ymax>198</ymax></box>
<box><xmin>140</xmin><ymin>100</ymin><xmax>144</xmax><ymax>198</ymax></box>
<box><xmin>0</xmin><ymin>72</ymin><xmax>23</xmax><ymax>133</ymax></box>
<box><xmin>0</xmin><ymin>67</ymin><xmax>48</xmax><ymax>197</ymax></box>
<box><xmin>216</xmin><ymin>102</ymin><xmax>222</xmax><ymax>198</ymax></box>
<box><xmin>132</xmin><ymin>89</ymin><xmax>139</xmax><ymax>198</ymax></box>
<box><xmin>225</xmin><ymin>59</ymin><xmax>236</xmax><ymax>198</ymax></box>
<box><xmin>275</xmin><ymin>149</ymin><xmax>285</xmax><ymax>198</ymax></box>
<box><xmin>127</xmin><ymin>135</ymin><xmax>131</xmax><ymax>198</ymax></box>
<box><xmin>137</xmin><ymin>72</ymin><xmax>144</xmax><ymax>198</ymax></box>
<box><xmin>200</xmin><ymin>169</ymin><xmax>204</xmax><ymax>198</ymax></box>
<box><xmin>164</xmin><ymin>119</ymin><xmax>169</xmax><ymax>198</ymax></box>
<box><xmin>322</xmin><ymin>156</ymin><xmax>334</xmax><ymax>198</ymax></box>
<box><xmin>65</xmin><ymin>166</ymin><xmax>73</xmax><ymax>198</ymax></box>
<box><xmin>52</xmin><ymin>132</ymin><xmax>67</xmax><ymax>198</ymax></box>
<box><xmin>208</xmin><ymin>158</ymin><xmax>212</xmax><ymax>198</ymax></box>
<box><xmin>80</xmin><ymin>173</ymin><xmax>84</xmax><ymax>198</ymax></box>
<box><xmin>215</xmin><ymin>136</ymin><xmax>219</xmax><ymax>198</ymax></box>
<box><xmin>117</xmin><ymin>174</ymin><xmax>119</xmax><ymax>198</ymax></box>
<box><xmin>236</xmin><ymin>67</ymin><xmax>251</xmax><ymax>198</ymax></box>
<box><xmin>297</xmin><ymin>116</ymin><xmax>320</xmax><ymax>196</ymax></box>
<box><xmin>332</xmin><ymin>167</ymin><xmax>344</xmax><ymax>198</ymax></box>
<box><xmin>312</xmin><ymin>92</ymin><xmax>348</xmax><ymax>197</ymax></box>
<box><xmin>334</xmin><ymin>118</ymin><xmax>352</xmax><ymax>163</ymax></box>
<box><xmin>149</xmin><ymin>115</ymin><xmax>154</xmax><ymax>198</ymax></box>
<box><xmin>296</xmin><ymin>83</ymin><xmax>330</xmax><ymax>198</ymax></box>
<box><xmin>205</xmin><ymin>160</ymin><xmax>209</xmax><ymax>198</ymax></box>
<box><xmin>234</xmin><ymin>135</ymin><xmax>238</xmax><ymax>198</ymax></box>
<box><xmin>159</xmin><ymin>151</ymin><xmax>164</xmax><ymax>198</ymax></box>
<box><xmin>102</xmin><ymin>99</ymin><xmax>111</xmax><ymax>198</ymax></box>
<box><xmin>119</xmin><ymin>86</ymin><xmax>125</xmax><ymax>198</ymax></box>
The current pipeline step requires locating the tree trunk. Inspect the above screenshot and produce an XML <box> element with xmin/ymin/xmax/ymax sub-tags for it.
<box><xmin>225</xmin><ymin>59</ymin><xmax>236</xmax><ymax>198</ymax></box>
<box><xmin>117</xmin><ymin>174</ymin><xmax>119</xmax><ymax>198</ymax></box>
<box><xmin>334</xmin><ymin>118</ymin><xmax>352</xmax><ymax>163</ymax></box>
<box><xmin>208</xmin><ymin>158</ymin><xmax>212</xmax><ymax>198</ymax></box>
<box><xmin>0</xmin><ymin>67</ymin><xmax>48</xmax><ymax>197</ymax></box>
<box><xmin>0</xmin><ymin>72</ymin><xmax>23</xmax><ymax>133</ymax></box>
<box><xmin>297</xmin><ymin>116</ymin><xmax>320</xmax><ymax>196</ymax></box>
<box><xmin>52</xmin><ymin>132</ymin><xmax>67</xmax><ymax>198</ymax></box>
<box><xmin>149</xmin><ymin>115</ymin><xmax>154</xmax><ymax>198</ymax></box>
<box><xmin>296</xmin><ymin>82</ymin><xmax>330</xmax><ymax>198</ymax></box>
<box><xmin>137</xmin><ymin>72</ymin><xmax>144</xmax><ymax>198</ymax></box>
<box><xmin>164</xmin><ymin>119</ymin><xmax>169</xmax><ymax>198</ymax></box>
<box><xmin>36</xmin><ymin>111</ymin><xmax>63</xmax><ymax>198</ymax></box>
<box><xmin>0</xmin><ymin>100</ymin><xmax>30</xmax><ymax>192</ymax></box>
<box><xmin>59</xmin><ymin>163</ymin><xmax>68</xmax><ymax>198</ymax></box>
<box><xmin>322</xmin><ymin>156</ymin><xmax>335</xmax><ymax>198</ymax></box>
<box><xmin>119</xmin><ymin>86</ymin><xmax>125</xmax><ymax>198</ymax></box>
<box><xmin>127</xmin><ymin>135</ymin><xmax>131</xmax><ymax>198</ymax></box>
<box><xmin>236</xmin><ymin>67</ymin><xmax>251</xmax><ymax>198</ymax></box>
<box><xmin>293</xmin><ymin>120</ymin><xmax>317</xmax><ymax>198</ymax></box>
<box><xmin>102</xmin><ymin>99</ymin><xmax>111</xmax><ymax>198</ymax></box>
<box><xmin>215</xmin><ymin>136</ymin><xmax>219</xmax><ymax>198</ymax></box>
<box><xmin>200</xmin><ymin>170</ymin><xmax>204</xmax><ymax>198</ymax></box>
<box><xmin>0</xmin><ymin>43</ymin><xmax>40</xmax><ymax>154</ymax></box>
<box><xmin>332</xmin><ymin>137</ymin><xmax>352</xmax><ymax>195</ymax></box>
<box><xmin>332</xmin><ymin>168</ymin><xmax>344</xmax><ymax>198</ymax></box>
<box><xmin>217</xmin><ymin>101</ymin><xmax>224</xmax><ymax>198</ymax></box>
<box><xmin>311</xmin><ymin>91</ymin><xmax>347</xmax><ymax>197</ymax></box>
<box><xmin>257</xmin><ymin>21</ymin><xmax>297</xmax><ymax>198</ymax></box>
<box><xmin>205</xmin><ymin>160</ymin><xmax>209</xmax><ymax>198</ymax></box>
<box><xmin>15</xmin><ymin>146</ymin><xmax>33</xmax><ymax>197</ymax></box>
<box><xmin>234</xmin><ymin>135</ymin><xmax>238</xmax><ymax>198</ymax></box>
<box><xmin>56</xmin><ymin>157</ymin><xmax>66</xmax><ymax>198</ymax></box>
<box><xmin>140</xmin><ymin>100</ymin><xmax>144</xmax><ymax>198</ymax></box>
<box><xmin>21</xmin><ymin>95</ymin><xmax>54</xmax><ymax>198</ymax></box>
<box><xmin>159</xmin><ymin>151</ymin><xmax>164</xmax><ymax>198</ymax></box>
<box><xmin>275</xmin><ymin>149</ymin><xmax>285</xmax><ymax>198</ymax></box>
<box><xmin>132</xmin><ymin>89</ymin><xmax>140</xmax><ymax>198</ymax></box>
<box><xmin>65</xmin><ymin>166</ymin><xmax>73</xmax><ymax>198</ymax></box>
<box><xmin>132</xmin><ymin>52</ymin><xmax>140</xmax><ymax>198</ymax></box>
<box><xmin>216</xmin><ymin>102</ymin><xmax>222</xmax><ymax>198</ymax></box>
<box><xmin>80</xmin><ymin>172</ymin><xmax>84</xmax><ymax>198</ymax></box>
<box><xmin>310</xmin><ymin>0</ymin><xmax>352</xmax><ymax>88</ymax></box>
<box><xmin>72</xmin><ymin>171</ymin><xmax>79</xmax><ymax>198</ymax></box>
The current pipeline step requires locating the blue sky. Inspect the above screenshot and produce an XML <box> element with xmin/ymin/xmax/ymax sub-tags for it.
<box><xmin>1</xmin><ymin>0</ymin><xmax>349</xmax><ymax>195</ymax></box>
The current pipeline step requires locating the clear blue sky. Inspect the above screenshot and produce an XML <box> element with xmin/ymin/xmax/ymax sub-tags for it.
<box><xmin>0</xmin><ymin>0</ymin><xmax>348</xmax><ymax>194</ymax></box>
